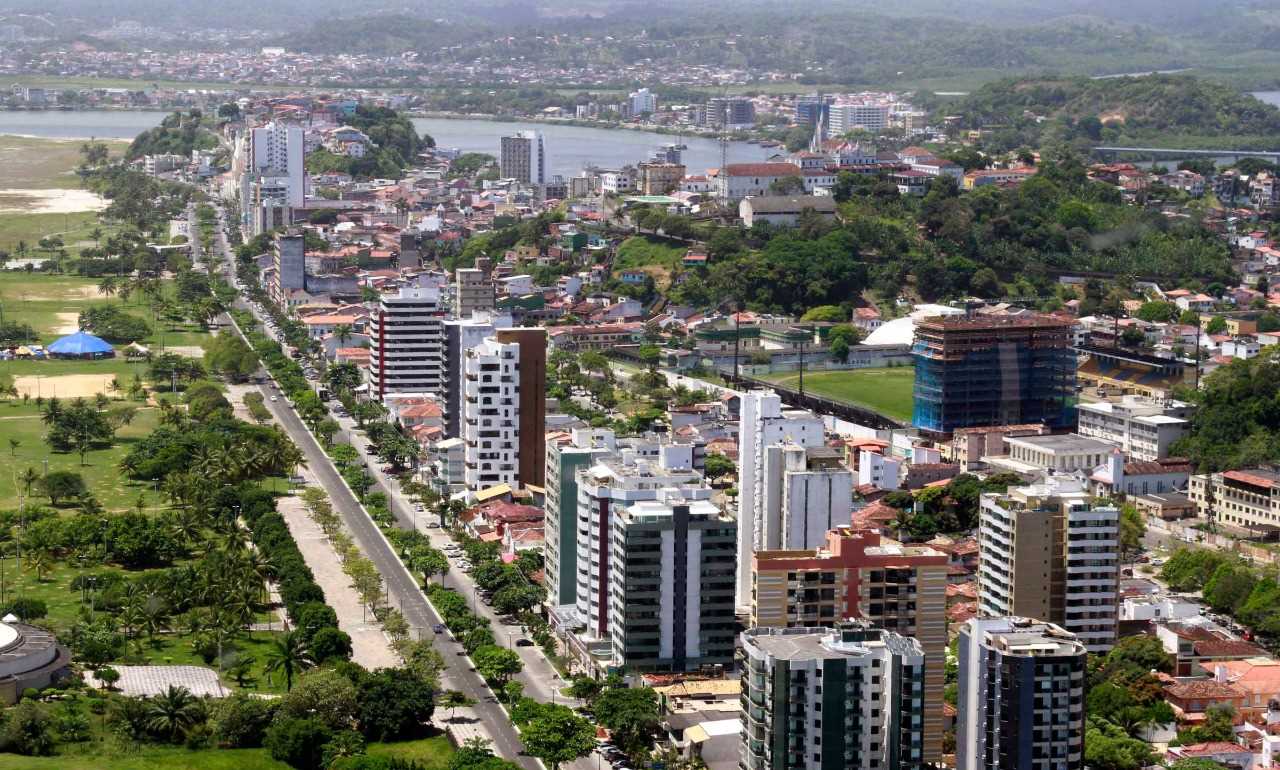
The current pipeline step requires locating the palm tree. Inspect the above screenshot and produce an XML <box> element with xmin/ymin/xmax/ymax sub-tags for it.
<box><xmin>140</xmin><ymin>594</ymin><xmax>171</xmax><ymax>646</ymax></box>
<box><xmin>333</xmin><ymin>323</ymin><xmax>353</xmax><ymax>346</ymax></box>
<box><xmin>264</xmin><ymin>630</ymin><xmax>314</xmax><ymax>691</ymax></box>
<box><xmin>145</xmin><ymin>685</ymin><xmax>203</xmax><ymax>743</ymax></box>
<box><xmin>17</xmin><ymin>467</ymin><xmax>39</xmax><ymax>500</ymax></box>
<box><xmin>24</xmin><ymin>549</ymin><xmax>53</xmax><ymax>581</ymax></box>
<box><xmin>98</xmin><ymin>275</ymin><xmax>117</xmax><ymax>298</ymax></box>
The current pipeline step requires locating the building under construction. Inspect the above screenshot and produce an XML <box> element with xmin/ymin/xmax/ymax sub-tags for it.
<box><xmin>912</xmin><ymin>314</ymin><xmax>1076</xmax><ymax>436</ymax></box>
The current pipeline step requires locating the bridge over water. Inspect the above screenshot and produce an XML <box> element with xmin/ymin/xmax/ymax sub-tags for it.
<box><xmin>1093</xmin><ymin>146</ymin><xmax>1280</xmax><ymax>163</ymax></box>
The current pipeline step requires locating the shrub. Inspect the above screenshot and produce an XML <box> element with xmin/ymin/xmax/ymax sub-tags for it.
<box><xmin>265</xmin><ymin>717</ymin><xmax>332</xmax><ymax>770</ymax></box>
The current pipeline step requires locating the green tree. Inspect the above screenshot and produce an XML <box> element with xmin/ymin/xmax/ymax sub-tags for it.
<box><xmin>438</xmin><ymin>690</ymin><xmax>476</xmax><ymax>722</ymax></box>
<box><xmin>521</xmin><ymin>706</ymin><xmax>596</xmax><ymax>770</ymax></box>
<box><xmin>42</xmin><ymin>471</ymin><xmax>87</xmax><ymax>506</ymax></box>
<box><xmin>472</xmin><ymin>646</ymin><xmax>522</xmax><ymax>685</ymax></box>
<box><xmin>279</xmin><ymin>669</ymin><xmax>358</xmax><ymax>731</ymax></box>
<box><xmin>356</xmin><ymin>668</ymin><xmax>436</xmax><ymax>741</ymax></box>
<box><xmin>704</xmin><ymin>452</ymin><xmax>735</xmax><ymax>480</ymax></box>
<box><xmin>1119</xmin><ymin>504</ymin><xmax>1145</xmax><ymax>554</ymax></box>
<box><xmin>265</xmin><ymin>717</ymin><xmax>332</xmax><ymax>770</ymax></box>
<box><xmin>145</xmin><ymin>685</ymin><xmax>205</xmax><ymax>743</ymax></box>
<box><xmin>591</xmin><ymin>686</ymin><xmax>661</xmax><ymax>758</ymax></box>
<box><xmin>266</xmin><ymin>630</ymin><xmax>316</xmax><ymax>691</ymax></box>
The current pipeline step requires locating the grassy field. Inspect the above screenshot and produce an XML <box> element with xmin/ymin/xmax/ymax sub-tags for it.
<box><xmin>0</xmin><ymin>733</ymin><xmax>456</xmax><ymax>770</ymax></box>
<box><xmin>0</xmin><ymin>136</ymin><xmax>128</xmax><ymax>191</ymax></box>
<box><xmin>761</xmin><ymin>366</ymin><xmax>916</xmax><ymax>422</ymax></box>
<box><xmin>0</xmin><ymin>272</ymin><xmax>210</xmax><ymax>347</ymax></box>
<box><xmin>613</xmin><ymin>235</ymin><xmax>689</xmax><ymax>291</ymax></box>
<box><xmin>0</xmin><ymin>400</ymin><xmax>159</xmax><ymax>511</ymax></box>
<box><xmin>0</xmin><ymin>748</ymin><xmax>290</xmax><ymax>770</ymax></box>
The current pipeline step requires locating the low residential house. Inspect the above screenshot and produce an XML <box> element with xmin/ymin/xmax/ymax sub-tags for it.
<box><xmin>1165</xmin><ymin>742</ymin><xmax>1255</xmax><ymax>770</ymax></box>
<box><xmin>1157</xmin><ymin>619</ymin><xmax>1270</xmax><ymax>677</ymax></box>
<box><xmin>853</xmin><ymin>306</ymin><xmax>882</xmax><ymax>333</ymax></box>
<box><xmin>1176</xmin><ymin>293</ymin><xmax>1216</xmax><ymax>313</ymax></box>
<box><xmin>1133</xmin><ymin>492</ymin><xmax>1196</xmax><ymax>521</ymax></box>
<box><xmin>737</xmin><ymin>195</ymin><xmax>838</xmax><ymax>228</ymax></box>
<box><xmin>300</xmin><ymin>313</ymin><xmax>360</xmax><ymax>340</ymax></box>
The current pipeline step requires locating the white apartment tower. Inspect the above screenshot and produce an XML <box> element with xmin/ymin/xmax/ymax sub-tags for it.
<box><xmin>369</xmin><ymin>286</ymin><xmax>446</xmax><ymax>402</ymax></box>
<box><xmin>239</xmin><ymin>121</ymin><xmax>305</xmax><ymax>232</ymax></box>
<box><xmin>978</xmin><ymin>476</ymin><xmax>1120</xmax><ymax>652</ymax></box>
<box><xmin>759</xmin><ymin>443</ymin><xmax>853</xmax><ymax>551</ymax></box>
<box><xmin>737</xmin><ymin>391</ymin><xmax>826</xmax><ymax>608</ymax></box>
<box><xmin>500</xmin><ymin>131</ymin><xmax>547</xmax><ymax>186</ymax></box>
<box><xmin>575</xmin><ymin>448</ymin><xmax>705</xmax><ymax>643</ymax></box>
<box><xmin>462</xmin><ymin>336</ymin><xmax>521</xmax><ymax>492</ymax></box>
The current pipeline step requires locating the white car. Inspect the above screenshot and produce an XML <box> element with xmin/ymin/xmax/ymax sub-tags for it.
<box><xmin>270</xmin><ymin>396</ymin><xmax>278</xmax><ymax>402</ymax></box>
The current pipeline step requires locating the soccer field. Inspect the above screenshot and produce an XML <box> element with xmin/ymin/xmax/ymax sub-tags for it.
<box><xmin>761</xmin><ymin>366</ymin><xmax>915</xmax><ymax>423</ymax></box>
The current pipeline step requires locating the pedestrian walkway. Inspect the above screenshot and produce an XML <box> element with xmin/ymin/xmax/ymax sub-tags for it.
<box><xmin>277</xmin><ymin>492</ymin><xmax>401</xmax><ymax>670</ymax></box>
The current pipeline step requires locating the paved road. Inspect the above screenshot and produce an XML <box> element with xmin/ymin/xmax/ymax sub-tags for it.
<box><xmin>215</xmin><ymin>206</ymin><xmax>595</xmax><ymax>770</ymax></box>
<box><xmin>211</xmin><ymin>208</ymin><xmax>537</xmax><ymax>768</ymax></box>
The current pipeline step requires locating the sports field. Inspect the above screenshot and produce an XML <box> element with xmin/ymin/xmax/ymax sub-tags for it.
<box><xmin>761</xmin><ymin>366</ymin><xmax>915</xmax><ymax>422</ymax></box>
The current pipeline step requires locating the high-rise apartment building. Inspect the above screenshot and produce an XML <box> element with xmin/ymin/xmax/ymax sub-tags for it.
<box><xmin>794</xmin><ymin>96</ymin><xmax>831</xmax><ymax>128</ymax></box>
<box><xmin>828</xmin><ymin>102</ymin><xmax>890</xmax><ymax>134</ymax></box>
<box><xmin>575</xmin><ymin>449</ymin><xmax>705</xmax><ymax>641</ymax></box>
<box><xmin>462</xmin><ymin>337</ymin><xmax>520</xmax><ymax>492</ymax></box>
<box><xmin>239</xmin><ymin>121</ymin><xmax>305</xmax><ymax>234</ymax></box>
<box><xmin>912</xmin><ymin>314</ymin><xmax>1076</xmax><ymax>436</ymax></box>
<box><xmin>630</xmin><ymin>87</ymin><xmax>657</xmax><ymax>115</ymax></box>
<box><xmin>271</xmin><ymin>231</ymin><xmax>305</xmax><ymax>305</ymax></box>
<box><xmin>500</xmin><ymin>131</ymin><xmax>547</xmax><ymax>185</ymax></box>
<box><xmin>759</xmin><ymin>443</ymin><xmax>853</xmax><ymax>553</ymax></box>
<box><xmin>737</xmin><ymin>392</ymin><xmax>826</xmax><ymax>607</ymax></box>
<box><xmin>978</xmin><ymin>476</ymin><xmax>1120</xmax><ymax>652</ymax></box>
<box><xmin>369</xmin><ymin>286</ymin><xmax>446</xmax><ymax>401</ymax></box>
<box><xmin>545</xmin><ymin>429</ymin><xmax>618</xmax><ymax>608</ymax></box>
<box><xmin>493</xmin><ymin>328</ymin><xmax>546</xmax><ymax>488</ymax></box>
<box><xmin>741</xmin><ymin>622</ymin><xmax>927</xmax><ymax>770</ymax></box>
<box><xmin>751</xmin><ymin>528</ymin><xmax>949</xmax><ymax>765</ymax></box>
<box><xmin>957</xmin><ymin>618</ymin><xmax>1086</xmax><ymax>770</ymax></box>
<box><xmin>608</xmin><ymin>494</ymin><xmax>736</xmax><ymax>671</ymax></box>
<box><xmin>707</xmin><ymin>97</ymin><xmax>756</xmax><ymax>130</ymax></box>
<box><xmin>454</xmin><ymin>268</ymin><xmax>496</xmax><ymax>319</ymax></box>
<box><xmin>442</xmin><ymin>312</ymin><xmax>504</xmax><ymax>438</ymax></box>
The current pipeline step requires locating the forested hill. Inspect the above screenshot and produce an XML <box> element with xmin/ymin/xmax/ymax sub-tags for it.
<box><xmin>942</xmin><ymin>75</ymin><xmax>1280</xmax><ymax>152</ymax></box>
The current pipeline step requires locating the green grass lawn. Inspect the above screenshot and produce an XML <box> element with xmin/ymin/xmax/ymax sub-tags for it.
<box><xmin>761</xmin><ymin>366</ymin><xmax>916</xmax><ymax>422</ymax></box>
<box><xmin>0</xmin><ymin>400</ymin><xmax>159</xmax><ymax>511</ymax></box>
<box><xmin>368</xmin><ymin>735</ymin><xmax>455</xmax><ymax>769</ymax></box>
<box><xmin>0</xmin><ymin>747</ymin><xmax>290</xmax><ymax>770</ymax></box>
<box><xmin>613</xmin><ymin>235</ymin><xmax>688</xmax><ymax>271</ymax></box>
<box><xmin>0</xmin><ymin>272</ymin><xmax>211</xmax><ymax>347</ymax></box>
<box><xmin>0</xmin><ymin>733</ymin><xmax>455</xmax><ymax>770</ymax></box>
<box><xmin>0</xmin><ymin>136</ymin><xmax>129</xmax><ymax>191</ymax></box>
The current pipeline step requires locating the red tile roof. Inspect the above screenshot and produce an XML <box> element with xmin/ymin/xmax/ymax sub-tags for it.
<box><xmin>724</xmin><ymin>162</ymin><xmax>807</xmax><ymax>177</ymax></box>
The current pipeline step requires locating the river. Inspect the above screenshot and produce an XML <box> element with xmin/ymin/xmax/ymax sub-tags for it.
<box><xmin>0</xmin><ymin>109</ymin><xmax>170</xmax><ymax>140</ymax></box>
<box><xmin>1253</xmin><ymin>91</ymin><xmax>1280</xmax><ymax>108</ymax></box>
<box><xmin>412</xmin><ymin>117</ymin><xmax>773</xmax><ymax>179</ymax></box>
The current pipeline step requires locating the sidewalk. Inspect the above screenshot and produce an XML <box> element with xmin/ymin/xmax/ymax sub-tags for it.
<box><xmin>277</xmin><ymin>493</ymin><xmax>401</xmax><ymax>670</ymax></box>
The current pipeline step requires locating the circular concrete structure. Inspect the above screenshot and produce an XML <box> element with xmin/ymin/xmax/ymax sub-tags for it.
<box><xmin>0</xmin><ymin>621</ymin><xmax>70</xmax><ymax>702</ymax></box>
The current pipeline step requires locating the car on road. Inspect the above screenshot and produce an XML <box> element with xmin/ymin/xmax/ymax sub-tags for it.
<box><xmin>515</xmin><ymin>638</ymin><xmax>534</xmax><ymax>647</ymax></box>
<box><xmin>432</xmin><ymin>624</ymin><xmax>446</xmax><ymax>634</ymax></box>
<box><xmin>270</xmin><ymin>396</ymin><xmax>278</xmax><ymax>402</ymax></box>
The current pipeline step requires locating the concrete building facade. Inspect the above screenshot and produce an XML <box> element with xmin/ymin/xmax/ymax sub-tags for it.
<box><xmin>978</xmin><ymin>477</ymin><xmax>1120</xmax><ymax>652</ymax></box>
<box><xmin>609</xmin><ymin>495</ymin><xmax>736</xmax><ymax>671</ymax></box>
<box><xmin>545</xmin><ymin>429</ymin><xmax>618</xmax><ymax>608</ymax></box>
<box><xmin>369</xmin><ymin>286</ymin><xmax>446</xmax><ymax>401</ymax></box>
<box><xmin>741</xmin><ymin>623</ymin><xmax>926</xmax><ymax>770</ymax></box>
<box><xmin>751</xmin><ymin>528</ymin><xmax>948</xmax><ymax>765</ymax></box>
<box><xmin>957</xmin><ymin>618</ymin><xmax>1086</xmax><ymax>770</ymax></box>
<box><xmin>737</xmin><ymin>392</ymin><xmax>826</xmax><ymax>608</ymax></box>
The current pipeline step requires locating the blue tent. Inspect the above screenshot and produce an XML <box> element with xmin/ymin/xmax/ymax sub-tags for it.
<box><xmin>47</xmin><ymin>331</ymin><xmax>114</xmax><ymax>359</ymax></box>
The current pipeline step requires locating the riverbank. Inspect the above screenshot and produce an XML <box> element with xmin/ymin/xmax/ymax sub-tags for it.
<box><xmin>408</xmin><ymin>110</ymin><xmax>761</xmax><ymax>141</ymax></box>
